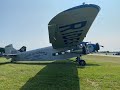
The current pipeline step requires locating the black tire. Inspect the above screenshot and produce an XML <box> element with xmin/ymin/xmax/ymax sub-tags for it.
<box><xmin>76</xmin><ymin>57</ymin><xmax>79</xmax><ymax>62</ymax></box>
<box><xmin>78</xmin><ymin>60</ymin><xmax>86</xmax><ymax>66</ymax></box>
<box><xmin>10</xmin><ymin>60</ymin><xmax>14</xmax><ymax>63</ymax></box>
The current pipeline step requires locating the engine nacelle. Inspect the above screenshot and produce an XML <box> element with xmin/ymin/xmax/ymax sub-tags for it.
<box><xmin>87</xmin><ymin>43</ymin><xmax>102</xmax><ymax>53</ymax></box>
<box><xmin>71</xmin><ymin>43</ymin><xmax>88</xmax><ymax>54</ymax></box>
<box><xmin>87</xmin><ymin>44</ymin><xmax>95</xmax><ymax>53</ymax></box>
<box><xmin>71</xmin><ymin>42</ymin><xmax>103</xmax><ymax>54</ymax></box>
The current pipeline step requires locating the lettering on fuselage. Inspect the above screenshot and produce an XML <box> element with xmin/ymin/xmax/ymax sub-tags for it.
<box><xmin>24</xmin><ymin>51</ymin><xmax>47</xmax><ymax>59</ymax></box>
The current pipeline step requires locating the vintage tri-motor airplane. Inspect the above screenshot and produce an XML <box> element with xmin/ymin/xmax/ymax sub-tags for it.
<box><xmin>2</xmin><ymin>4</ymin><xmax>101</xmax><ymax>66</ymax></box>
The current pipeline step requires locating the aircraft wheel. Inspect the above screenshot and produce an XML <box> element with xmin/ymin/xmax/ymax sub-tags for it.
<box><xmin>11</xmin><ymin>60</ymin><xmax>13</xmax><ymax>63</ymax></box>
<box><xmin>76</xmin><ymin>57</ymin><xmax>78</xmax><ymax>62</ymax></box>
<box><xmin>11</xmin><ymin>59</ymin><xmax>15</xmax><ymax>63</ymax></box>
<box><xmin>78</xmin><ymin>60</ymin><xmax>86</xmax><ymax>66</ymax></box>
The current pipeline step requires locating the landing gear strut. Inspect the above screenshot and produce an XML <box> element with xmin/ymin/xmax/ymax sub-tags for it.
<box><xmin>10</xmin><ymin>60</ymin><xmax>13</xmax><ymax>63</ymax></box>
<box><xmin>76</xmin><ymin>57</ymin><xmax>86</xmax><ymax>66</ymax></box>
<box><xmin>10</xmin><ymin>58</ymin><xmax>16</xmax><ymax>63</ymax></box>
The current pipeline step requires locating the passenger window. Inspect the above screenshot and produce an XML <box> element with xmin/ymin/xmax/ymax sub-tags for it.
<box><xmin>52</xmin><ymin>53</ymin><xmax>58</xmax><ymax>56</ymax></box>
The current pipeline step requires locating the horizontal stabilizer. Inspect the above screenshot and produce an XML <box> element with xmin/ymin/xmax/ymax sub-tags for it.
<box><xmin>5</xmin><ymin>44</ymin><xmax>20</xmax><ymax>54</ymax></box>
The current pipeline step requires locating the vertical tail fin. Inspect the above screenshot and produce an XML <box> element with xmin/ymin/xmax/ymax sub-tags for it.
<box><xmin>5</xmin><ymin>44</ymin><xmax>20</xmax><ymax>54</ymax></box>
<box><xmin>18</xmin><ymin>46</ymin><xmax>26</xmax><ymax>52</ymax></box>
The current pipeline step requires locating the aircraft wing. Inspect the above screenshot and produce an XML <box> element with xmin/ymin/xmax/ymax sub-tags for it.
<box><xmin>48</xmin><ymin>4</ymin><xmax>100</xmax><ymax>49</ymax></box>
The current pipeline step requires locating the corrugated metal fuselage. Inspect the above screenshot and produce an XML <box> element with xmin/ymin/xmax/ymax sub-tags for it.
<box><xmin>13</xmin><ymin>46</ymin><xmax>80</xmax><ymax>61</ymax></box>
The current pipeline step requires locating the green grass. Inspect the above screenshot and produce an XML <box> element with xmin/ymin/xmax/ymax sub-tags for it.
<box><xmin>80</xmin><ymin>55</ymin><xmax>120</xmax><ymax>90</ymax></box>
<box><xmin>0</xmin><ymin>55</ymin><xmax>120</xmax><ymax>90</ymax></box>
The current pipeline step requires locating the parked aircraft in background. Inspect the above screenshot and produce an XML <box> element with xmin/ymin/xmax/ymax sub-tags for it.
<box><xmin>2</xmin><ymin>4</ymin><xmax>101</xmax><ymax>66</ymax></box>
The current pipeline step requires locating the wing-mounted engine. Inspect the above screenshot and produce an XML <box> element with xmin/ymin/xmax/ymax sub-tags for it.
<box><xmin>87</xmin><ymin>43</ymin><xmax>104</xmax><ymax>53</ymax></box>
<box><xmin>70</xmin><ymin>42</ymin><xmax>103</xmax><ymax>54</ymax></box>
<box><xmin>70</xmin><ymin>42</ymin><xmax>88</xmax><ymax>55</ymax></box>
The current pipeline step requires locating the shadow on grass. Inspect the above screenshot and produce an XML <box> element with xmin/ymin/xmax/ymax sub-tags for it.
<box><xmin>86</xmin><ymin>63</ymin><xmax>100</xmax><ymax>66</ymax></box>
<box><xmin>20</xmin><ymin>61</ymin><xmax>80</xmax><ymax>90</ymax></box>
<box><xmin>77</xmin><ymin>63</ymin><xmax>100</xmax><ymax>69</ymax></box>
<box><xmin>0</xmin><ymin>62</ymin><xmax>11</xmax><ymax>65</ymax></box>
<box><xmin>0</xmin><ymin>60</ymin><xmax>72</xmax><ymax>66</ymax></box>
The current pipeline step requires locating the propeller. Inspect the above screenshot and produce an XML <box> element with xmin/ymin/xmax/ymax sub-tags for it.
<box><xmin>95</xmin><ymin>43</ymin><xmax>104</xmax><ymax>52</ymax></box>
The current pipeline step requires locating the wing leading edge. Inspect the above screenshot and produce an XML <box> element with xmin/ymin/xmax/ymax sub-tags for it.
<box><xmin>48</xmin><ymin>4</ymin><xmax>100</xmax><ymax>49</ymax></box>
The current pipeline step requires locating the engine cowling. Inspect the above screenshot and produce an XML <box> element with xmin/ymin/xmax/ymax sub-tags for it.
<box><xmin>87</xmin><ymin>43</ymin><xmax>102</xmax><ymax>53</ymax></box>
<box><xmin>87</xmin><ymin>44</ymin><xmax>95</xmax><ymax>53</ymax></box>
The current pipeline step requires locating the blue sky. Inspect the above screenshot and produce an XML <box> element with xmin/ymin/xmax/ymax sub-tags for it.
<box><xmin>0</xmin><ymin>0</ymin><xmax>120</xmax><ymax>51</ymax></box>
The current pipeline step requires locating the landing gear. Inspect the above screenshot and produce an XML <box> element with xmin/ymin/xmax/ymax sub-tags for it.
<box><xmin>10</xmin><ymin>60</ymin><xmax>14</xmax><ymax>63</ymax></box>
<box><xmin>76</xmin><ymin>57</ymin><xmax>86</xmax><ymax>66</ymax></box>
<box><xmin>10</xmin><ymin>58</ymin><xmax>16</xmax><ymax>63</ymax></box>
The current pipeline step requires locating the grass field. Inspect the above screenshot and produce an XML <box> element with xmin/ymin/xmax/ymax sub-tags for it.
<box><xmin>0</xmin><ymin>55</ymin><xmax>120</xmax><ymax>90</ymax></box>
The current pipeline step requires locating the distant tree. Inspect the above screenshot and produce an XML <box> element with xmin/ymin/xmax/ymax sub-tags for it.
<box><xmin>0</xmin><ymin>48</ymin><xmax>5</xmax><ymax>54</ymax></box>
